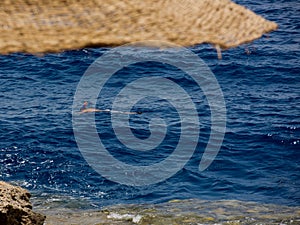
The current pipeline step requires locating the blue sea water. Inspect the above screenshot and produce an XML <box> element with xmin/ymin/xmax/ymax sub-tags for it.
<box><xmin>0</xmin><ymin>0</ymin><xmax>299</xmax><ymax>208</ymax></box>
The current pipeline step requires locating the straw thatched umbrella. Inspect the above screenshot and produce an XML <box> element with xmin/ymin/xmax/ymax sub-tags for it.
<box><xmin>0</xmin><ymin>0</ymin><xmax>277</xmax><ymax>54</ymax></box>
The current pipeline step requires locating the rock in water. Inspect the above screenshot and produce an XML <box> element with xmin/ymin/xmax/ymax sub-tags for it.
<box><xmin>0</xmin><ymin>181</ymin><xmax>45</xmax><ymax>225</ymax></box>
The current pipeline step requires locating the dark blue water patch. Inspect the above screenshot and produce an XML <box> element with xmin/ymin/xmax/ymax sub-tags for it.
<box><xmin>0</xmin><ymin>0</ymin><xmax>300</xmax><ymax>208</ymax></box>
<box><xmin>128</xmin><ymin>97</ymin><xmax>181</xmax><ymax>139</ymax></box>
<box><xmin>96</xmin><ymin>98</ymin><xmax>181</xmax><ymax>166</ymax></box>
<box><xmin>92</xmin><ymin>61</ymin><xmax>211</xmax><ymax>167</ymax></box>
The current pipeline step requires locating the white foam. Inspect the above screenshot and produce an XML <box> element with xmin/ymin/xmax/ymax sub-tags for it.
<box><xmin>107</xmin><ymin>212</ymin><xmax>142</xmax><ymax>223</ymax></box>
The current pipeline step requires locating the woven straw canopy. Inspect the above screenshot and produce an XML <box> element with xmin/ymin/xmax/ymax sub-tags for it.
<box><xmin>0</xmin><ymin>0</ymin><xmax>277</xmax><ymax>54</ymax></box>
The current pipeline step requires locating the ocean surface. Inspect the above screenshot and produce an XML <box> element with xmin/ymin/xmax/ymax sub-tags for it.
<box><xmin>0</xmin><ymin>0</ymin><xmax>299</xmax><ymax>210</ymax></box>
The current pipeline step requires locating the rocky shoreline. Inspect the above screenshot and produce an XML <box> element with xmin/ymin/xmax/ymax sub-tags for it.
<box><xmin>1</xmin><ymin>181</ymin><xmax>300</xmax><ymax>225</ymax></box>
<box><xmin>40</xmin><ymin>199</ymin><xmax>300</xmax><ymax>225</ymax></box>
<box><xmin>0</xmin><ymin>181</ymin><xmax>45</xmax><ymax>225</ymax></box>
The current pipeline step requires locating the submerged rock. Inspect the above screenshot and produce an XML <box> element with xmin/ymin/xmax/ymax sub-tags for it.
<box><xmin>0</xmin><ymin>181</ymin><xmax>45</xmax><ymax>225</ymax></box>
<box><xmin>36</xmin><ymin>197</ymin><xmax>300</xmax><ymax>225</ymax></box>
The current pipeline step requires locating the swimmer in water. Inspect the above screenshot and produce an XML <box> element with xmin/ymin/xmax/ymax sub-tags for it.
<box><xmin>80</xmin><ymin>101</ymin><xmax>88</xmax><ymax>112</ymax></box>
<box><xmin>79</xmin><ymin>101</ymin><xmax>142</xmax><ymax>115</ymax></box>
<box><xmin>79</xmin><ymin>101</ymin><xmax>109</xmax><ymax>113</ymax></box>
